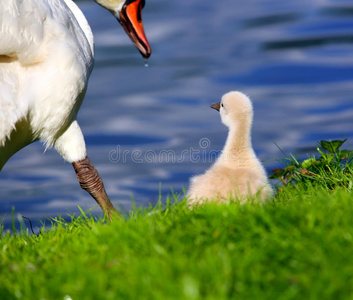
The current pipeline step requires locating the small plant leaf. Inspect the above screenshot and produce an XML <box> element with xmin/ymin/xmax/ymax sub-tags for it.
<box><xmin>317</xmin><ymin>153</ymin><xmax>334</xmax><ymax>165</ymax></box>
<box><xmin>300</xmin><ymin>168</ymin><xmax>312</xmax><ymax>176</ymax></box>
<box><xmin>319</xmin><ymin>139</ymin><xmax>347</xmax><ymax>154</ymax></box>
<box><xmin>339</xmin><ymin>150</ymin><xmax>353</xmax><ymax>161</ymax></box>
<box><xmin>284</xmin><ymin>165</ymin><xmax>296</xmax><ymax>173</ymax></box>
<box><xmin>269</xmin><ymin>168</ymin><xmax>284</xmax><ymax>179</ymax></box>
<box><xmin>302</xmin><ymin>158</ymin><xmax>316</xmax><ymax>169</ymax></box>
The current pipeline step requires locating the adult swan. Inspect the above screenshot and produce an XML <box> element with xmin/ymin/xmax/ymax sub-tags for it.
<box><xmin>0</xmin><ymin>0</ymin><xmax>151</xmax><ymax>220</ymax></box>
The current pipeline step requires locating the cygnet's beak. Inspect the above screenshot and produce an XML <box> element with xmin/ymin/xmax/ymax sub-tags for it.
<box><xmin>119</xmin><ymin>0</ymin><xmax>151</xmax><ymax>59</ymax></box>
<box><xmin>210</xmin><ymin>102</ymin><xmax>221</xmax><ymax>112</ymax></box>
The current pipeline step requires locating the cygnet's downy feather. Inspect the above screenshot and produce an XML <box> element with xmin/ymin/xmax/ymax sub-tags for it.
<box><xmin>187</xmin><ymin>91</ymin><xmax>273</xmax><ymax>205</ymax></box>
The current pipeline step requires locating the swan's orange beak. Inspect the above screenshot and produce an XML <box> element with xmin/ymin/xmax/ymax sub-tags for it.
<box><xmin>119</xmin><ymin>0</ymin><xmax>151</xmax><ymax>59</ymax></box>
<box><xmin>210</xmin><ymin>102</ymin><xmax>221</xmax><ymax>111</ymax></box>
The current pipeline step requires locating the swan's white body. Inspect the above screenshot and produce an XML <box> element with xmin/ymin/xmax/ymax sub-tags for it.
<box><xmin>0</xmin><ymin>0</ymin><xmax>151</xmax><ymax>217</ymax></box>
<box><xmin>187</xmin><ymin>91</ymin><xmax>273</xmax><ymax>205</ymax></box>
<box><xmin>0</xmin><ymin>0</ymin><xmax>93</xmax><ymax>166</ymax></box>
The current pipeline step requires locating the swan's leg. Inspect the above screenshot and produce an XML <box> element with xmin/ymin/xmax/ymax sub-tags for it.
<box><xmin>55</xmin><ymin>120</ymin><xmax>117</xmax><ymax>220</ymax></box>
<box><xmin>72</xmin><ymin>156</ymin><xmax>117</xmax><ymax>220</ymax></box>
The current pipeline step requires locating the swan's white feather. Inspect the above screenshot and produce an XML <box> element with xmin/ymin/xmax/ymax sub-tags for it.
<box><xmin>0</xmin><ymin>0</ymin><xmax>94</xmax><ymax>164</ymax></box>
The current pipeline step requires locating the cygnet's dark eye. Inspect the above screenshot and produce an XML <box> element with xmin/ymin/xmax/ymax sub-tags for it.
<box><xmin>221</xmin><ymin>103</ymin><xmax>224</xmax><ymax>107</ymax></box>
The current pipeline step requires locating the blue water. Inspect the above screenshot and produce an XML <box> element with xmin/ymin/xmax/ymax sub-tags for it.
<box><xmin>1</xmin><ymin>0</ymin><xmax>353</xmax><ymax>231</ymax></box>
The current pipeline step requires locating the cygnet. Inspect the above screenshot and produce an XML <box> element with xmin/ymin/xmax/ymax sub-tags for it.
<box><xmin>187</xmin><ymin>91</ymin><xmax>273</xmax><ymax>206</ymax></box>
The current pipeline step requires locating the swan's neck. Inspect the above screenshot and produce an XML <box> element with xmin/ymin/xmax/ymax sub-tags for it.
<box><xmin>217</xmin><ymin>117</ymin><xmax>255</xmax><ymax>167</ymax></box>
<box><xmin>62</xmin><ymin>0</ymin><xmax>94</xmax><ymax>56</ymax></box>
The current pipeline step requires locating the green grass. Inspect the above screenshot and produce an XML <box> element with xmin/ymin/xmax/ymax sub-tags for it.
<box><xmin>1</xmin><ymin>186</ymin><xmax>353</xmax><ymax>299</ymax></box>
<box><xmin>270</xmin><ymin>139</ymin><xmax>353</xmax><ymax>190</ymax></box>
<box><xmin>2</xmin><ymin>140</ymin><xmax>353</xmax><ymax>299</ymax></box>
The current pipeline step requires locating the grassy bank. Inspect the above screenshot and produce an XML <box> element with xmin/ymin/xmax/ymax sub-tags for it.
<box><xmin>1</xmin><ymin>140</ymin><xmax>353</xmax><ymax>299</ymax></box>
<box><xmin>1</xmin><ymin>185</ymin><xmax>353</xmax><ymax>299</ymax></box>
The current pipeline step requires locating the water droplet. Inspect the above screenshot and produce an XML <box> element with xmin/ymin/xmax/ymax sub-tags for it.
<box><xmin>144</xmin><ymin>59</ymin><xmax>149</xmax><ymax>68</ymax></box>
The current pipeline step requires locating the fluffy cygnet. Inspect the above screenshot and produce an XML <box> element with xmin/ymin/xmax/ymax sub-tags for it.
<box><xmin>187</xmin><ymin>91</ymin><xmax>273</xmax><ymax>206</ymax></box>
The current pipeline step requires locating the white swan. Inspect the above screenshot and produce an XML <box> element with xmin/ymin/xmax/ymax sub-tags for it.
<box><xmin>187</xmin><ymin>91</ymin><xmax>273</xmax><ymax>206</ymax></box>
<box><xmin>0</xmin><ymin>0</ymin><xmax>151</xmax><ymax>219</ymax></box>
